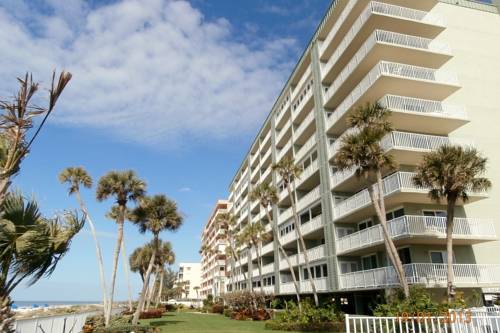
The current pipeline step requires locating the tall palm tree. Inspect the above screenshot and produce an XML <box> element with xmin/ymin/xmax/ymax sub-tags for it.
<box><xmin>130</xmin><ymin>194</ymin><xmax>183</xmax><ymax>325</ymax></box>
<box><xmin>237</xmin><ymin>222</ymin><xmax>269</xmax><ymax>294</ymax></box>
<box><xmin>215</xmin><ymin>213</ymin><xmax>248</xmax><ymax>290</ymax></box>
<box><xmin>155</xmin><ymin>242</ymin><xmax>175</xmax><ymax>307</ymax></box>
<box><xmin>96</xmin><ymin>170</ymin><xmax>146</xmax><ymax>325</ymax></box>
<box><xmin>58</xmin><ymin>167</ymin><xmax>109</xmax><ymax>317</ymax></box>
<box><xmin>250</xmin><ymin>183</ymin><xmax>301</xmax><ymax>308</ymax></box>
<box><xmin>0</xmin><ymin>193</ymin><xmax>83</xmax><ymax>332</ymax></box>
<box><xmin>333</xmin><ymin>102</ymin><xmax>409</xmax><ymax>297</ymax></box>
<box><xmin>413</xmin><ymin>145</ymin><xmax>491</xmax><ymax>301</ymax></box>
<box><xmin>0</xmin><ymin>71</ymin><xmax>71</xmax><ymax>207</ymax></box>
<box><xmin>273</xmin><ymin>157</ymin><xmax>319</xmax><ymax>306</ymax></box>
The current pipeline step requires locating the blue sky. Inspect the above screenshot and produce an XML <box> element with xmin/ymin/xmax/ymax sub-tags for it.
<box><xmin>0</xmin><ymin>0</ymin><xmax>330</xmax><ymax>301</ymax></box>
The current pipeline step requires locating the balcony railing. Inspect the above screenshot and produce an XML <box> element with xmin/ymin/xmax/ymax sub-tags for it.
<box><xmin>300</xmin><ymin>277</ymin><xmax>328</xmax><ymax>292</ymax></box>
<box><xmin>275</xmin><ymin>97</ymin><xmax>291</xmax><ymax>127</ymax></box>
<box><xmin>336</xmin><ymin>215</ymin><xmax>497</xmax><ymax>254</ymax></box>
<box><xmin>292</xmin><ymin>87</ymin><xmax>314</xmax><ymax>119</ymax></box>
<box><xmin>291</xmin><ymin>66</ymin><xmax>312</xmax><ymax>101</ymax></box>
<box><xmin>279</xmin><ymin>244</ymin><xmax>326</xmax><ymax>269</ymax></box>
<box><xmin>324</xmin><ymin>60</ymin><xmax>459</xmax><ymax>130</ymax></box>
<box><xmin>322</xmin><ymin>1</ymin><xmax>445</xmax><ymax>77</ymax></box>
<box><xmin>261</xmin><ymin>131</ymin><xmax>271</xmax><ymax>147</ymax></box>
<box><xmin>277</xmin><ymin>140</ymin><xmax>292</xmax><ymax>162</ymax></box>
<box><xmin>260</xmin><ymin>167</ymin><xmax>272</xmax><ymax>184</ymax></box>
<box><xmin>380</xmin><ymin>131</ymin><xmax>471</xmax><ymax>152</ymax></box>
<box><xmin>339</xmin><ymin>264</ymin><xmax>500</xmax><ymax>290</ymax></box>
<box><xmin>276</xmin><ymin>119</ymin><xmax>292</xmax><ymax>143</ymax></box>
<box><xmin>279</xmin><ymin>215</ymin><xmax>324</xmax><ymax>245</ymax></box>
<box><xmin>295</xmin><ymin>160</ymin><xmax>319</xmax><ymax>188</ymax></box>
<box><xmin>278</xmin><ymin>186</ymin><xmax>321</xmax><ymax>224</ymax></box>
<box><xmin>295</xmin><ymin>135</ymin><xmax>317</xmax><ymax>163</ymax></box>
<box><xmin>379</xmin><ymin>94</ymin><xmax>467</xmax><ymax>119</ymax></box>
<box><xmin>293</xmin><ymin>110</ymin><xmax>315</xmax><ymax>142</ymax></box>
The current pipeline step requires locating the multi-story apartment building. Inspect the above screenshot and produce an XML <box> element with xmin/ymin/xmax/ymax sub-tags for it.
<box><xmin>200</xmin><ymin>200</ymin><xmax>230</xmax><ymax>299</ymax></box>
<box><xmin>225</xmin><ymin>0</ymin><xmax>500</xmax><ymax>313</ymax></box>
<box><xmin>176</xmin><ymin>263</ymin><xmax>202</xmax><ymax>300</ymax></box>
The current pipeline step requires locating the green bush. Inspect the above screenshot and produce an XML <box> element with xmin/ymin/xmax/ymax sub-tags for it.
<box><xmin>211</xmin><ymin>303</ymin><xmax>224</xmax><ymax>314</ymax></box>
<box><xmin>265</xmin><ymin>320</ymin><xmax>344</xmax><ymax>332</ymax></box>
<box><xmin>223</xmin><ymin>308</ymin><xmax>233</xmax><ymax>317</ymax></box>
<box><xmin>95</xmin><ymin>325</ymin><xmax>158</xmax><ymax>333</ymax></box>
<box><xmin>373</xmin><ymin>286</ymin><xmax>468</xmax><ymax>316</ymax></box>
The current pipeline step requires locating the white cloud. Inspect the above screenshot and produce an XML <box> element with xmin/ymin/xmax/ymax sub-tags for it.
<box><xmin>178</xmin><ymin>187</ymin><xmax>192</xmax><ymax>192</ymax></box>
<box><xmin>0</xmin><ymin>0</ymin><xmax>297</xmax><ymax>146</ymax></box>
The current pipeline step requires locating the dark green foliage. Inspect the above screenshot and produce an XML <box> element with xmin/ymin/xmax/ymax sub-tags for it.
<box><xmin>95</xmin><ymin>325</ymin><xmax>158</xmax><ymax>333</ymax></box>
<box><xmin>264</xmin><ymin>320</ymin><xmax>344</xmax><ymax>332</ymax></box>
<box><xmin>223</xmin><ymin>308</ymin><xmax>233</xmax><ymax>317</ymax></box>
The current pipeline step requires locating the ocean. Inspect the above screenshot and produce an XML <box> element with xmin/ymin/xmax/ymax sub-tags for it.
<box><xmin>12</xmin><ymin>300</ymin><xmax>100</xmax><ymax>309</ymax></box>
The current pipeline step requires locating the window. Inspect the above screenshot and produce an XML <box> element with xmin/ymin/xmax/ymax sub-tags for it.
<box><xmin>340</xmin><ymin>261</ymin><xmax>357</xmax><ymax>274</ymax></box>
<box><xmin>362</xmin><ymin>254</ymin><xmax>378</xmax><ymax>270</ymax></box>
<box><xmin>398</xmin><ymin>247</ymin><xmax>412</xmax><ymax>265</ymax></box>
<box><xmin>423</xmin><ymin>210</ymin><xmax>447</xmax><ymax>217</ymax></box>
<box><xmin>386</xmin><ymin>208</ymin><xmax>405</xmax><ymax>221</ymax></box>
<box><xmin>336</xmin><ymin>227</ymin><xmax>355</xmax><ymax>238</ymax></box>
<box><xmin>430</xmin><ymin>251</ymin><xmax>455</xmax><ymax>264</ymax></box>
<box><xmin>358</xmin><ymin>219</ymin><xmax>373</xmax><ymax>231</ymax></box>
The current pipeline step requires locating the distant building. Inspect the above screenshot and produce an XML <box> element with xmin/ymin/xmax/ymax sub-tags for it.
<box><xmin>175</xmin><ymin>263</ymin><xmax>201</xmax><ymax>300</ymax></box>
<box><xmin>200</xmin><ymin>200</ymin><xmax>230</xmax><ymax>299</ymax></box>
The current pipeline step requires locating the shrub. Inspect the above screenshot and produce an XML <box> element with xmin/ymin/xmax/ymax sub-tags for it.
<box><xmin>139</xmin><ymin>309</ymin><xmax>164</xmax><ymax>319</ymax></box>
<box><xmin>164</xmin><ymin>303</ymin><xmax>177</xmax><ymax>312</ymax></box>
<box><xmin>265</xmin><ymin>321</ymin><xmax>344</xmax><ymax>332</ymax></box>
<box><xmin>94</xmin><ymin>325</ymin><xmax>159</xmax><ymax>333</ymax></box>
<box><xmin>222</xmin><ymin>290</ymin><xmax>272</xmax><ymax>312</ymax></box>
<box><xmin>223</xmin><ymin>308</ymin><xmax>233</xmax><ymax>317</ymax></box>
<box><xmin>211</xmin><ymin>303</ymin><xmax>224</xmax><ymax>314</ymax></box>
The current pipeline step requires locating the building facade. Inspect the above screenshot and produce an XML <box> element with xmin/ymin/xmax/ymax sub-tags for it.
<box><xmin>225</xmin><ymin>0</ymin><xmax>500</xmax><ymax>312</ymax></box>
<box><xmin>176</xmin><ymin>263</ymin><xmax>202</xmax><ymax>300</ymax></box>
<box><xmin>200</xmin><ymin>200</ymin><xmax>230</xmax><ymax>299</ymax></box>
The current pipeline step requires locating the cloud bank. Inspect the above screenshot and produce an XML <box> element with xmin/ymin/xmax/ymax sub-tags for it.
<box><xmin>0</xmin><ymin>0</ymin><xmax>297</xmax><ymax>146</ymax></box>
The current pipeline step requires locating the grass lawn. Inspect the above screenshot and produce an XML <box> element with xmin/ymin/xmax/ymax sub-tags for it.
<box><xmin>140</xmin><ymin>311</ymin><xmax>301</xmax><ymax>333</ymax></box>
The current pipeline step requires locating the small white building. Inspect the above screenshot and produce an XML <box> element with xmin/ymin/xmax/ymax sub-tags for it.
<box><xmin>175</xmin><ymin>262</ymin><xmax>202</xmax><ymax>300</ymax></box>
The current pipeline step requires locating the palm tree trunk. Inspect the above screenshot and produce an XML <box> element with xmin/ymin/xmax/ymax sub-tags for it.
<box><xmin>0</xmin><ymin>296</ymin><xmax>15</xmax><ymax>333</ymax></box>
<box><xmin>105</xmin><ymin>220</ymin><xmax>124</xmax><ymax>326</ymax></box>
<box><xmin>0</xmin><ymin>178</ymin><xmax>11</xmax><ymax>208</ymax></box>
<box><xmin>132</xmin><ymin>241</ymin><xmax>157</xmax><ymax>325</ymax></box>
<box><xmin>264</xmin><ymin>210</ymin><xmax>302</xmax><ymax>310</ymax></box>
<box><xmin>373</xmin><ymin>172</ymin><xmax>409</xmax><ymax>297</ymax></box>
<box><xmin>75</xmin><ymin>191</ymin><xmax>109</xmax><ymax>318</ymax></box>
<box><xmin>156</xmin><ymin>269</ymin><xmax>164</xmax><ymax>307</ymax></box>
<box><xmin>255</xmin><ymin>241</ymin><xmax>264</xmax><ymax>294</ymax></box>
<box><xmin>286</xmin><ymin>183</ymin><xmax>319</xmax><ymax>306</ymax></box>
<box><xmin>120</xmin><ymin>239</ymin><xmax>133</xmax><ymax>312</ymax></box>
<box><xmin>446</xmin><ymin>197</ymin><xmax>457</xmax><ymax>302</ymax></box>
<box><xmin>146</xmin><ymin>270</ymin><xmax>157</xmax><ymax>310</ymax></box>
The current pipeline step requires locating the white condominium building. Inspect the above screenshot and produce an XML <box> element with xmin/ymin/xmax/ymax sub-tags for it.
<box><xmin>176</xmin><ymin>263</ymin><xmax>202</xmax><ymax>300</ymax></box>
<box><xmin>225</xmin><ymin>0</ymin><xmax>500</xmax><ymax>313</ymax></box>
<box><xmin>200</xmin><ymin>200</ymin><xmax>230</xmax><ymax>299</ymax></box>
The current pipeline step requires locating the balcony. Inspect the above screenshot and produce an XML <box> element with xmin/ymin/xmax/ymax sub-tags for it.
<box><xmin>295</xmin><ymin>135</ymin><xmax>317</xmax><ymax>164</ymax></box>
<box><xmin>293</xmin><ymin>110</ymin><xmax>316</xmax><ymax>145</ymax></box>
<box><xmin>333</xmin><ymin>172</ymin><xmax>487</xmax><ymax>223</ymax></box>
<box><xmin>324</xmin><ymin>61</ymin><xmax>460</xmax><ymax>135</ymax></box>
<box><xmin>276</xmin><ymin>97</ymin><xmax>291</xmax><ymax>129</ymax></box>
<box><xmin>276</xmin><ymin>119</ymin><xmax>292</xmax><ymax>146</ymax></box>
<box><xmin>296</xmin><ymin>160</ymin><xmax>320</xmax><ymax>189</ymax></box>
<box><xmin>279</xmin><ymin>215</ymin><xmax>324</xmax><ymax>246</ymax></box>
<box><xmin>336</xmin><ymin>215</ymin><xmax>497</xmax><ymax>255</ymax></box>
<box><xmin>321</xmin><ymin>1</ymin><xmax>447</xmax><ymax>83</ymax></box>
<box><xmin>279</xmin><ymin>282</ymin><xmax>297</xmax><ymax>294</ymax></box>
<box><xmin>292</xmin><ymin>86</ymin><xmax>314</xmax><ymax>121</ymax></box>
<box><xmin>319</xmin><ymin>1</ymin><xmax>443</xmax><ymax>60</ymax></box>
<box><xmin>260</xmin><ymin>148</ymin><xmax>272</xmax><ymax>168</ymax></box>
<box><xmin>261</xmin><ymin>131</ymin><xmax>272</xmax><ymax>150</ymax></box>
<box><xmin>300</xmin><ymin>277</ymin><xmax>328</xmax><ymax>292</ymax></box>
<box><xmin>338</xmin><ymin>263</ymin><xmax>500</xmax><ymax>290</ymax></box>
<box><xmin>252</xmin><ymin>263</ymin><xmax>274</xmax><ymax>277</ymax></box>
<box><xmin>260</xmin><ymin>167</ymin><xmax>272</xmax><ymax>185</ymax></box>
<box><xmin>277</xmin><ymin>140</ymin><xmax>293</xmax><ymax>163</ymax></box>
<box><xmin>250</xmin><ymin>152</ymin><xmax>259</xmax><ymax>167</ymax></box>
<box><xmin>279</xmin><ymin>244</ymin><xmax>326</xmax><ymax>270</ymax></box>
<box><xmin>278</xmin><ymin>186</ymin><xmax>321</xmax><ymax>224</ymax></box>
<box><xmin>322</xmin><ymin>29</ymin><xmax>452</xmax><ymax>101</ymax></box>
<box><xmin>379</xmin><ymin>95</ymin><xmax>468</xmax><ymax>135</ymax></box>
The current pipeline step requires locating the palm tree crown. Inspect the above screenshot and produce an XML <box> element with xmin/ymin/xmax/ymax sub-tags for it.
<box><xmin>272</xmin><ymin>157</ymin><xmax>303</xmax><ymax>185</ymax></box>
<box><xmin>250</xmin><ymin>183</ymin><xmax>278</xmax><ymax>209</ymax></box>
<box><xmin>413</xmin><ymin>145</ymin><xmax>491</xmax><ymax>202</ymax></box>
<box><xmin>58</xmin><ymin>167</ymin><xmax>92</xmax><ymax>195</ymax></box>
<box><xmin>130</xmin><ymin>194</ymin><xmax>183</xmax><ymax>236</ymax></box>
<box><xmin>96</xmin><ymin>170</ymin><xmax>146</xmax><ymax>206</ymax></box>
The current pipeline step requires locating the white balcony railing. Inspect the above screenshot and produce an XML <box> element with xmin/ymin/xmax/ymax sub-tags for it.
<box><xmin>260</xmin><ymin>167</ymin><xmax>272</xmax><ymax>184</ymax></box>
<box><xmin>339</xmin><ymin>264</ymin><xmax>500</xmax><ymax>290</ymax></box>
<box><xmin>295</xmin><ymin>135</ymin><xmax>317</xmax><ymax>163</ymax></box>
<box><xmin>324</xmin><ymin>60</ymin><xmax>459</xmax><ymax>130</ymax></box>
<box><xmin>322</xmin><ymin>1</ymin><xmax>445</xmax><ymax>77</ymax></box>
<box><xmin>280</xmin><ymin>282</ymin><xmax>297</xmax><ymax>294</ymax></box>
<box><xmin>276</xmin><ymin>97</ymin><xmax>291</xmax><ymax>126</ymax></box>
<box><xmin>379</xmin><ymin>94</ymin><xmax>467</xmax><ymax>119</ymax></box>
<box><xmin>292</xmin><ymin>66</ymin><xmax>312</xmax><ymax>101</ymax></box>
<box><xmin>279</xmin><ymin>244</ymin><xmax>326</xmax><ymax>269</ymax></box>
<box><xmin>295</xmin><ymin>160</ymin><xmax>319</xmax><ymax>188</ymax></box>
<box><xmin>292</xmin><ymin>87</ymin><xmax>314</xmax><ymax>119</ymax></box>
<box><xmin>300</xmin><ymin>277</ymin><xmax>328</xmax><ymax>292</ymax></box>
<box><xmin>279</xmin><ymin>215</ymin><xmax>324</xmax><ymax>245</ymax></box>
<box><xmin>278</xmin><ymin>186</ymin><xmax>321</xmax><ymax>224</ymax></box>
<box><xmin>293</xmin><ymin>110</ymin><xmax>315</xmax><ymax>141</ymax></box>
<box><xmin>277</xmin><ymin>140</ymin><xmax>292</xmax><ymax>162</ymax></box>
<box><xmin>380</xmin><ymin>131</ymin><xmax>472</xmax><ymax>153</ymax></box>
<box><xmin>276</xmin><ymin>119</ymin><xmax>292</xmax><ymax>143</ymax></box>
<box><xmin>336</xmin><ymin>215</ymin><xmax>497</xmax><ymax>254</ymax></box>
<box><xmin>330</xmin><ymin>167</ymin><xmax>357</xmax><ymax>188</ymax></box>
<box><xmin>261</xmin><ymin>131</ymin><xmax>271</xmax><ymax>147</ymax></box>
<box><xmin>319</xmin><ymin>0</ymin><xmax>358</xmax><ymax>56</ymax></box>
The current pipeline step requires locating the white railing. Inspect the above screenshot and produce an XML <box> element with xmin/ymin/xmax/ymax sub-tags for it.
<box><xmin>278</xmin><ymin>206</ymin><xmax>293</xmax><ymax>224</ymax></box>
<box><xmin>250</xmin><ymin>152</ymin><xmax>259</xmax><ymax>166</ymax></box>
<box><xmin>275</xmin><ymin>98</ymin><xmax>291</xmax><ymax>126</ymax></box>
<box><xmin>261</xmin><ymin>148</ymin><xmax>272</xmax><ymax>164</ymax></box>
<box><xmin>292</xmin><ymin>88</ymin><xmax>314</xmax><ymax>119</ymax></box>
<box><xmin>324</xmin><ymin>28</ymin><xmax>451</xmax><ymax>93</ymax></box>
<box><xmin>336</xmin><ymin>215</ymin><xmax>497</xmax><ymax>254</ymax></box>
<box><xmin>333</xmin><ymin>172</ymin><xmax>426</xmax><ymax>219</ymax></box>
<box><xmin>295</xmin><ymin>135</ymin><xmax>317</xmax><ymax>163</ymax></box>
<box><xmin>346</xmin><ymin>312</ymin><xmax>500</xmax><ymax>333</ymax></box>
<box><xmin>279</xmin><ymin>215</ymin><xmax>324</xmax><ymax>245</ymax></box>
<box><xmin>251</xmin><ymin>166</ymin><xmax>259</xmax><ymax>180</ymax></box>
<box><xmin>297</xmin><ymin>186</ymin><xmax>321</xmax><ymax>211</ymax></box>
<box><xmin>330</xmin><ymin>167</ymin><xmax>357</xmax><ymax>188</ymax></box>
<box><xmin>261</xmin><ymin>242</ymin><xmax>274</xmax><ymax>255</ymax></box>
<box><xmin>293</xmin><ymin>110</ymin><xmax>315</xmax><ymax>141</ymax></box>
<box><xmin>276</xmin><ymin>119</ymin><xmax>292</xmax><ymax>143</ymax></box>
<box><xmin>339</xmin><ymin>263</ymin><xmax>500</xmax><ymax>290</ymax></box>
<box><xmin>322</xmin><ymin>1</ymin><xmax>445</xmax><ymax>78</ymax></box>
<box><xmin>260</xmin><ymin>167</ymin><xmax>272</xmax><ymax>183</ymax></box>
<box><xmin>295</xmin><ymin>160</ymin><xmax>319</xmax><ymax>188</ymax></box>
<box><xmin>300</xmin><ymin>277</ymin><xmax>328</xmax><ymax>292</ymax></box>
<box><xmin>261</xmin><ymin>131</ymin><xmax>271</xmax><ymax>147</ymax></box>
<box><xmin>279</xmin><ymin>244</ymin><xmax>326</xmax><ymax>269</ymax></box>
<box><xmin>280</xmin><ymin>282</ymin><xmax>296</xmax><ymax>294</ymax></box>
<box><xmin>14</xmin><ymin>311</ymin><xmax>98</xmax><ymax>333</ymax></box>
<box><xmin>319</xmin><ymin>0</ymin><xmax>358</xmax><ymax>57</ymax></box>
<box><xmin>277</xmin><ymin>140</ymin><xmax>292</xmax><ymax>162</ymax></box>
<box><xmin>380</xmin><ymin>131</ymin><xmax>466</xmax><ymax>152</ymax></box>
<box><xmin>379</xmin><ymin>94</ymin><xmax>468</xmax><ymax>119</ymax></box>
<box><xmin>292</xmin><ymin>66</ymin><xmax>312</xmax><ymax>101</ymax></box>
<box><xmin>324</xmin><ymin>60</ymin><xmax>459</xmax><ymax>130</ymax></box>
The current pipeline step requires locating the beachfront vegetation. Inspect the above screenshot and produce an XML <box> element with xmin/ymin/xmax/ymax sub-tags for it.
<box><xmin>332</xmin><ymin>102</ymin><xmax>409</xmax><ymax>298</ymax></box>
<box><xmin>413</xmin><ymin>145</ymin><xmax>491</xmax><ymax>301</ymax></box>
<box><xmin>0</xmin><ymin>71</ymin><xmax>75</xmax><ymax>332</ymax></box>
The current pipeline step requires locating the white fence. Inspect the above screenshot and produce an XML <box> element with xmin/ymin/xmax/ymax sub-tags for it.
<box><xmin>14</xmin><ymin>311</ymin><xmax>95</xmax><ymax>333</ymax></box>
<box><xmin>346</xmin><ymin>309</ymin><xmax>500</xmax><ymax>333</ymax></box>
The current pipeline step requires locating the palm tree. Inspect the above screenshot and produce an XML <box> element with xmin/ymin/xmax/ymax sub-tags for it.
<box><xmin>0</xmin><ymin>71</ymin><xmax>71</xmax><ymax>207</ymax></box>
<box><xmin>250</xmin><ymin>183</ymin><xmax>301</xmax><ymax>308</ymax></box>
<box><xmin>273</xmin><ymin>157</ymin><xmax>319</xmax><ymax>306</ymax></box>
<box><xmin>237</xmin><ymin>222</ymin><xmax>269</xmax><ymax>294</ymax></box>
<box><xmin>413</xmin><ymin>145</ymin><xmax>491</xmax><ymax>301</ymax></box>
<box><xmin>153</xmin><ymin>241</ymin><xmax>175</xmax><ymax>308</ymax></box>
<box><xmin>333</xmin><ymin>102</ymin><xmax>409</xmax><ymax>297</ymax></box>
<box><xmin>215</xmin><ymin>213</ymin><xmax>248</xmax><ymax>290</ymax></box>
<box><xmin>0</xmin><ymin>193</ymin><xmax>83</xmax><ymax>332</ymax></box>
<box><xmin>58</xmin><ymin>167</ymin><xmax>109</xmax><ymax>317</ymax></box>
<box><xmin>130</xmin><ymin>194</ymin><xmax>183</xmax><ymax>325</ymax></box>
<box><xmin>96</xmin><ymin>170</ymin><xmax>146</xmax><ymax>326</ymax></box>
